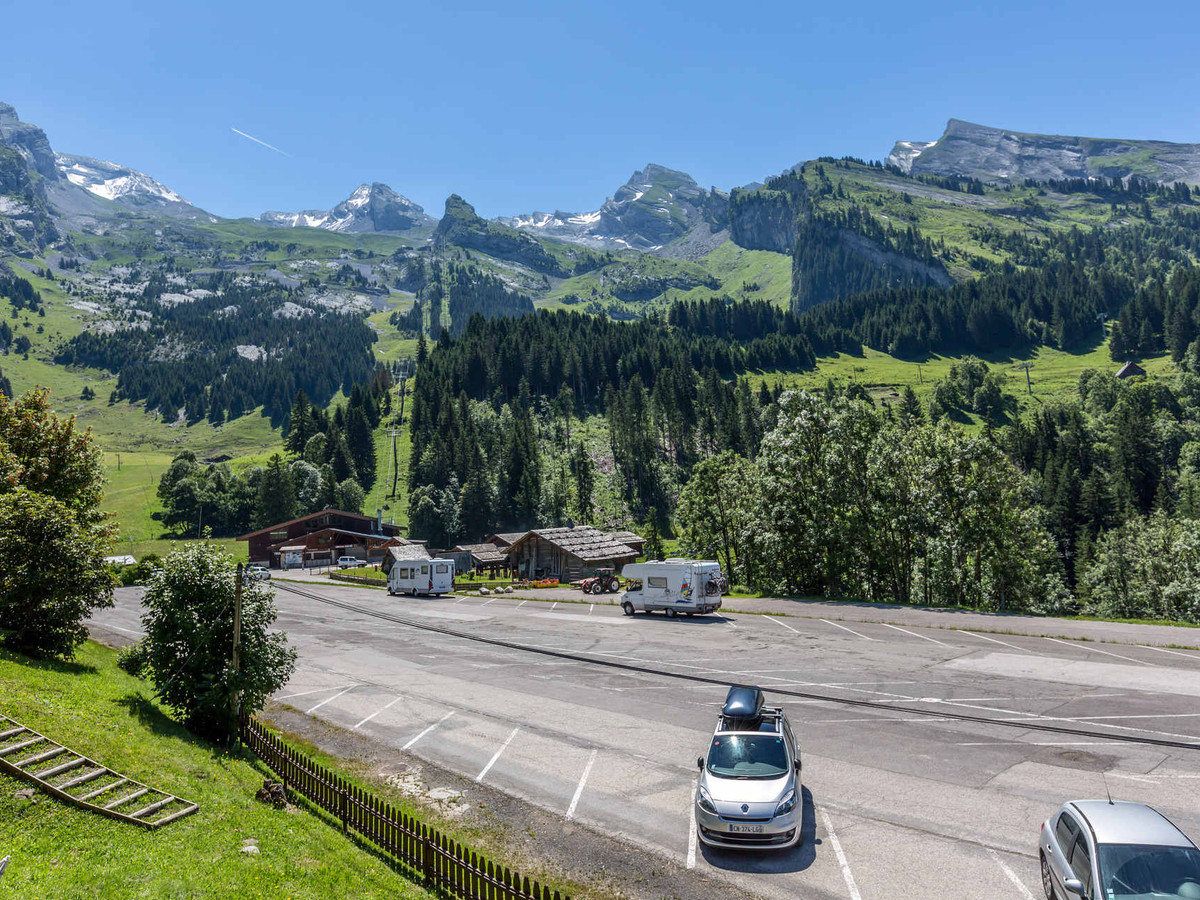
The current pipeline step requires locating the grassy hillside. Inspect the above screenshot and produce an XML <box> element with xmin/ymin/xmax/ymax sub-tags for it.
<box><xmin>0</xmin><ymin>642</ymin><xmax>431</xmax><ymax>899</ymax></box>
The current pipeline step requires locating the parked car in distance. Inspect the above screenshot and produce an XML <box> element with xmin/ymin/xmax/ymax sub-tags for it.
<box><xmin>337</xmin><ymin>556</ymin><xmax>361</xmax><ymax>569</ymax></box>
<box><xmin>1040</xmin><ymin>800</ymin><xmax>1200</xmax><ymax>899</ymax></box>
<box><xmin>245</xmin><ymin>564</ymin><xmax>271</xmax><ymax>581</ymax></box>
<box><xmin>696</xmin><ymin>686</ymin><xmax>802</xmax><ymax>850</ymax></box>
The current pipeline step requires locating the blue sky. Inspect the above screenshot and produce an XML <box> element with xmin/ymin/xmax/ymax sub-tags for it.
<box><xmin>4</xmin><ymin>0</ymin><xmax>1199</xmax><ymax>220</ymax></box>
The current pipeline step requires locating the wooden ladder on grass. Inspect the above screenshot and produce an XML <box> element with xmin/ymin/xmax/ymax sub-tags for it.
<box><xmin>0</xmin><ymin>713</ymin><xmax>198</xmax><ymax>829</ymax></box>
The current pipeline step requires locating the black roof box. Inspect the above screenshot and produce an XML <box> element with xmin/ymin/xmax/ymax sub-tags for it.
<box><xmin>723</xmin><ymin>686</ymin><xmax>765</xmax><ymax>720</ymax></box>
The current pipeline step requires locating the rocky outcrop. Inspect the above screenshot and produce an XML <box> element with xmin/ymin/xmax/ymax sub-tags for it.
<box><xmin>437</xmin><ymin>195</ymin><xmax>566</xmax><ymax>274</ymax></box>
<box><xmin>0</xmin><ymin>103</ymin><xmax>58</xmax><ymax>180</ymax></box>
<box><xmin>262</xmin><ymin>183</ymin><xmax>436</xmax><ymax>233</ymax></box>
<box><xmin>892</xmin><ymin>119</ymin><xmax>1200</xmax><ymax>185</ymax></box>
<box><xmin>729</xmin><ymin>187</ymin><xmax>803</xmax><ymax>253</ymax></box>
<box><xmin>500</xmin><ymin>164</ymin><xmax>729</xmax><ymax>253</ymax></box>
<box><xmin>0</xmin><ymin>146</ymin><xmax>58</xmax><ymax>249</ymax></box>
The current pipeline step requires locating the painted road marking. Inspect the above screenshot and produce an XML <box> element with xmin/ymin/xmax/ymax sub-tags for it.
<box><xmin>882</xmin><ymin>622</ymin><xmax>952</xmax><ymax>647</ymax></box>
<box><xmin>517</xmin><ymin>600</ymin><xmax>529</xmax><ymax>609</ymax></box>
<box><xmin>476</xmin><ymin>727</ymin><xmax>520</xmax><ymax>783</ymax></box>
<box><xmin>551</xmin><ymin>602</ymin><xmax>558</xmax><ymax>610</ymax></box>
<box><xmin>1141</xmin><ymin>645</ymin><xmax>1200</xmax><ymax>660</ymax></box>
<box><xmin>403</xmin><ymin>711</ymin><xmax>455</xmax><ymax>750</ymax></box>
<box><xmin>766</xmin><ymin>615</ymin><xmax>802</xmax><ymax>634</ymax></box>
<box><xmin>821</xmin><ymin>619</ymin><xmax>879</xmax><ymax>641</ymax></box>
<box><xmin>820</xmin><ymin>807</ymin><xmax>862</xmax><ymax>900</ymax></box>
<box><xmin>589</xmin><ymin>604</ymin><xmax>594</xmax><ymax>615</ymax></box>
<box><xmin>987</xmin><ymin>848</ymin><xmax>1036</xmax><ymax>899</ymax></box>
<box><xmin>722</xmin><ymin>616</ymin><xmax>738</xmax><ymax>628</ymax></box>
<box><xmin>483</xmin><ymin>597</ymin><xmax>499</xmax><ymax>605</ymax></box>
<box><xmin>1042</xmin><ymin>636</ymin><xmax>1154</xmax><ymax>666</ymax></box>
<box><xmin>95</xmin><ymin>623</ymin><xmax>146</xmax><ymax>637</ymax></box>
<box><xmin>687</xmin><ymin>778</ymin><xmax>698</xmax><ymax>870</ymax></box>
<box><xmin>354</xmin><ymin>695</ymin><xmax>403</xmax><ymax>730</ymax></box>
<box><xmin>275</xmin><ymin>684</ymin><xmax>357</xmax><ymax>701</ymax></box>
<box><xmin>961</xmin><ymin>630</ymin><xmax>1031</xmax><ymax>653</ymax></box>
<box><xmin>565</xmin><ymin>749</ymin><xmax>598</xmax><ymax>820</ymax></box>
<box><xmin>306</xmin><ymin>684</ymin><xmax>357</xmax><ymax>714</ymax></box>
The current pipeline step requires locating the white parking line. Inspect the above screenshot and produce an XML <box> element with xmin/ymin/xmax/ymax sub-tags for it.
<box><xmin>354</xmin><ymin>695</ymin><xmax>403</xmax><ymax>730</ymax></box>
<box><xmin>276</xmin><ymin>684</ymin><xmax>356</xmax><ymax>701</ymax></box>
<box><xmin>589</xmin><ymin>604</ymin><xmax>594</xmax><ymax>615</ymax></box>
<box><xmin>961</xmin><ymin>630</ymin><xmax>1031</xmax><ymax>653</ymax></box>
<box><xmin>483</xmin><ymin>597</ymin><xmax>498</xmax><ymax>606</ymax></box>
<box><xmin>306</xmin><ymin>684</ymin><xmax>357</xmax><ymax>714</ymax></box>
<box><xmin>687</xmin><ymin>778</ymin><xmax>698</xmax><ymax>869</ymax></box>
<box><xmin>821</xmin><ymin>619</ymin><xmax>879</xmax><ymax>641</ymax></box>
<box><xmin>403</xmin><ymin>711</ymin><xmax>455</xmax><ymax>750</ymax></box>
<box><xmin>565</xmin><ymin>749</ymin><xmax>598</xmax><ymax>820</ymax></box>
<box><xmin>1042</xmin><ymin>637</ymin><xmax>1154</xmax><ymax>666</ymax></box>
<box><xmin>820</xmin><ymin>807</ymin><xmax>862</xmax><ymax>900</ymax></box>
<box><xmin>987</xmin><ymin>848</ymin><xmax>1036</xmax><ymax>899</ymax></box>
<box><xmin>766</xmin><ymin>616</ymin><xmax>801</xmax><ymax>634</ymax></box>
<box><xmin>722</xmin><ymin>616</ymin><xmax>738</xmax><ymax>628</ymax></box>
<box><xmin>476</xmin><ymin>727</ymin><xmax>520</xmax><ymax>783</ymax></box>
<box><xmin>517</xmin><ymin>600</ymin><xmax>529</xmax><ymax>609</ymax></box>
<box><xmin>882</xmin><ymin>622</ymin><xmax>951</xmax><ymax>647</ymax></box>
<box><xmin>1141</xmin><ymin>645</ymin><xmax>1200</xmax><ymax>660</ymax></box>
<box><xmin>551</xmin><ymin>602</ymin><xmax>558</xmax><ymax>610</ymax></box>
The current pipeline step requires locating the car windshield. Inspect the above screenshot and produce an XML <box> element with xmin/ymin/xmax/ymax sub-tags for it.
<box><xmin>1098</xmin><ymin>843</ymin><xmax>1200</xmax><ymax>898</ymax></box>
<box><xmin>706</xmin><ymin>734</ymin><xmax>788</xmax><ymax>779</ymax></box>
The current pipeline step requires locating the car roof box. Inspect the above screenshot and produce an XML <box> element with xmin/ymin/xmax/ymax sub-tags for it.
<box><xmin>723</xmin><ymin>686</ymin><xmax>765</xmax><ymax>720</ymax></box>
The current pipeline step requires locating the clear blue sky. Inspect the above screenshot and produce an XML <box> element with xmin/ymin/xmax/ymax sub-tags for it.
<box><xmin>5</xmin><ymin>0</ymin><xmax>1199</xmax><ymax>220</ymax></box>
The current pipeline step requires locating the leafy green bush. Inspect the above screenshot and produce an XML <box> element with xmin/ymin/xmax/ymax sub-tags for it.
<box><xmin>116</xmin><ymin>640</ymin><xmax>149</xmax><ymax>678</ymax></box>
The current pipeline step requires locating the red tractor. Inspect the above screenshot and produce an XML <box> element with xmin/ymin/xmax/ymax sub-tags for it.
<box><xmin>580</xmin><ymin>567</ymin><xmax>621</xmax><ymax>594</ymax></box>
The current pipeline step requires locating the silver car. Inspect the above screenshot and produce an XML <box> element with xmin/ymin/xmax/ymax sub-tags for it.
<box><xmin>1040</xmin><ymin>800</ymin><xmax>1200</xmax><ymax>899</ymax></box>
<box><xmin>696</xmin><ymin>686</ymin><xmax>802</xmax><ymax>850</ymax></box>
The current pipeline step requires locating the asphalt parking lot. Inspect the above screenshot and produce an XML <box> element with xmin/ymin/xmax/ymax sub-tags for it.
<box><xmin>92</xmin><ymin>583</ymin><xmax>1200</xmax><ymax>900</ymax></box>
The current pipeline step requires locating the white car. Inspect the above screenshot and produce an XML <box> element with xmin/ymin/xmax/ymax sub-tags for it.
<box><xmin>337</xmin><ymin>556</ymin><xmax>361</xmax><ymax>569</ymax></box>
<box><xmin>246</xmin><ymin>564</ymin><xmax>271</xmax><ymax>581</ymax></box>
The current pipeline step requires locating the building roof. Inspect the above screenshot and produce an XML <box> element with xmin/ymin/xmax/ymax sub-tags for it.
<box><xmin>488</xmin><ymin>532</ymin><xmax>527</xmax><ymax>547</ymax></box>
<box><xmin>606</xmin><ymin>530</ymin><xmax>645</xmax><ymax>546</ymax></box>
<box><xmin>452</xmin><ymin>543</ymin><xmax>508</xmax><ymax>565</ymax></box>
<box><xmin>509</xmin><ymin>526</ymin><xmax>637</xmax><ymax>563</ymax></box>
<box><xmin>237</xmin><ymin>508</ymin><xmax>402</xmax><ymax>541</ymax></box>
<box><xmin>265</xmin><ymin>527</ymin><xmax>408</xmax><ymax>552</ymax></box>
<box><xmin>386</xmin><ymin>544</ymin><xmax>432</xmax><ymax>562</ymax></box>
<box><xmin>1116</xmin><ymin>361</ymin><xmax>1147</xmax><ymax>379</ymax></box>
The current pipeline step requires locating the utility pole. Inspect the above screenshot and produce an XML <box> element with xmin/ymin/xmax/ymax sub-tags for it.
<box><xmin>1017</xmin><ymin>361</ymin><xmax>1034</xmax><ymax>396</ymax></box>
<box><xmin>231</xmin><ymin>563</ymin><xmax>244</xmax><ymax>739</ymax></box>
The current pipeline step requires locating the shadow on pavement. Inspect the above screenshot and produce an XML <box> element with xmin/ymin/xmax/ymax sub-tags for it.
<box><xmin>699</xmin><ymin>785</ymin><xmax>820</xmax><ymax>874</ymax></box>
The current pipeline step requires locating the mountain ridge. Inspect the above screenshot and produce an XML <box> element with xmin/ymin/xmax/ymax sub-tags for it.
<box><xmin>889</xmin><ymin>118</ymin><xmax>1200</xmax><ymax>185</ymax></box>
<box><xmin>261</xmin><ymin>182</ymin><xmax>436</xmax><ymax>234</ymax></box>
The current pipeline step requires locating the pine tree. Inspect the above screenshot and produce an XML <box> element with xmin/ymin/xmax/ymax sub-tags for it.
<box><xmin>254</xmin><ymin>454</ymin><xmax>297</xmax><ymax>528</ymax></box>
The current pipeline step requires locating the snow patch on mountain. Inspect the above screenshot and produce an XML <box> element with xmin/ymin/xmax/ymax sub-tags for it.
<box><xmin>55</xmin><ymin>153</ymin><xmax>188</xmax><ymax>204</ymax></box>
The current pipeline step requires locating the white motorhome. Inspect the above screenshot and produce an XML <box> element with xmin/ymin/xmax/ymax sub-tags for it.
<box><xmin>619</xmin><ymin>560</ymin><xmax>724</xmax><ymax>618</ymax></box>
<box><xmin>388</xmin><ymin>558</ymin><xmax>455</xmax><ymax>596</ymax></box>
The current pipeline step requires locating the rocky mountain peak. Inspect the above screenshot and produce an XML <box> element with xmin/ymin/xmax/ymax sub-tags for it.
<box><xmin>261</xmin><ymin>182</ymin><xmax>435</xmax><ymax>233</ymax></box>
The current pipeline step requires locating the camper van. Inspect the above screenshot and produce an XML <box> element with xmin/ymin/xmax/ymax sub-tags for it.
<box><xmin>619</xmin><ymin>560</ymin><xmax>724</xmax><ymax>617</ymax></box>
<box><xmin>387</xmin><ymin>558</ymin><xmax>455</xmax><ymax>596</ymax></box>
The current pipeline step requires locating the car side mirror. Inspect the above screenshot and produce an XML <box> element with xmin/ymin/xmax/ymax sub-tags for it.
<box><xmin>1063</xmin><ymin>878</ymin><xmax>1085</xmax><ymax>897</ymax></box>
<box><xmin>794</xmin><ymin>759</ymin><xmax>801</xmax><ymax>771</ymax></box>
<box><xmin>697</xmin><ymin>756</ymin><xmax>704</xmax><ymax>770</ymax></box>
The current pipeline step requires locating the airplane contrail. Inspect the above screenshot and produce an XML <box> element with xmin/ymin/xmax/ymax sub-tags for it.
<box><xmin>231</xmin><ymin>127</ymin><xmax>290</xmax><ymax>157</ymax></box>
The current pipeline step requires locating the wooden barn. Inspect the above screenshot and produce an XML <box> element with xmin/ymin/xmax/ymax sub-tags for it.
<box><xmin>506</xmin><ymin>526</ymin><xmax>638</xmax><ymax>582</ymax></box>
<box><xmin>238</xmin><ymin>509</ymin><xmax>405</xmax><ymax>568</ymax></box>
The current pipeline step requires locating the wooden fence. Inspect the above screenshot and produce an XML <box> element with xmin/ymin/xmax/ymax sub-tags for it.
<box><xmin>239</xmin><ymin>715</ymin><xmax>570</xmax><ymax>900</ymax></box>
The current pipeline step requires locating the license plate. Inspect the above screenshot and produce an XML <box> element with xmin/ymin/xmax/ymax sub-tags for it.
<box><xmin>729</xmin><ymin>823</ymin><xmax>764</xmax><ymax>834</ymax></box>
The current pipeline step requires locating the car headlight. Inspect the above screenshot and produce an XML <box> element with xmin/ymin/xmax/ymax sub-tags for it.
<box><xmin>775</xmin><ymin>789</ymin><xmax>797</xmax><ymax>817</ymax></box>
<box><xmin>698</xmin><ymin>787</ymin><xmax>717</xmax><ymax>814</ymax></box>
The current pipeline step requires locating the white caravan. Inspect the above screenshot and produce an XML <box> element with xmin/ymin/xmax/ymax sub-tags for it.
<box><xmin>619</xmin><ymin>560</ymin><xmax>724</xmax><ymax>618</ymax></box>
<box><xmin>388</xmin><ymin>558</ymin><xmax>455</xmax><ymax>596</ymax></box>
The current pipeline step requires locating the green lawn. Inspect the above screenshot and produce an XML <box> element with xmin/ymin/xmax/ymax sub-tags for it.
<box><xmin>0</xmin><ymin>642</ymin><xmax>431</xmax><ymax>899</ymax></box>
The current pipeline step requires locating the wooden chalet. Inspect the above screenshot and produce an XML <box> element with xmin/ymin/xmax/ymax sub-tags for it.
<box><xmin>444</xmin><ymin>542</ymin><xmax>510</xmax><ymax>576</ymax></box>
<box><xmin>1116</xmin><ymin>361</ymin><xmax>1147</xmax><ymax>379</ymax></box>
<box><xmin>238</xmin><ymin>509</ymin><xmax>405</xmax><ymax>568</ymax></box>
<box><xmin>506</xmin><ymin>526</ymin><xmax>638</xmax><ymax>582</ymax></box>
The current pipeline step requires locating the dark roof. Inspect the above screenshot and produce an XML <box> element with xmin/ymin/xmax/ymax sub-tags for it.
<box><xmin>264</xmin><ymin>528</ymin><xmax>408</xmax><ymax>551</ymax></box>
<box><xmin>237</xmin><ymin>508</ymin><xmax>401</xmax><ymax>541</ymax></box>
<box><xmin>510</xmin><ymin>526</ymin><xmax>637</xmax><ymax>563</ymax></box>
<box><xmin>1116</xmin><ymin>361</ymin><xmax>1147</xmax><ymax>379</ymax></box>
<box><xmin>488</xmin><ymin>532</ymin><xmax>527</xmax><ymax>547</ymax></box>
<box><xmin>450</xmin><ymin>543</ymin><xmax>508</xmax><ymax>565</ymax></box>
